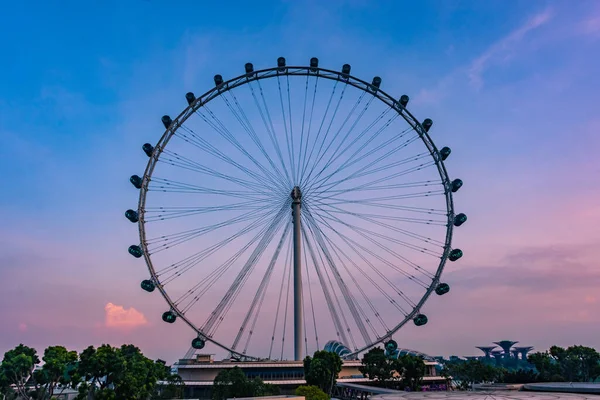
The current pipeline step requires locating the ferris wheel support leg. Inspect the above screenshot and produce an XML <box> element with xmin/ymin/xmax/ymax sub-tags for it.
<box><xmin>291</xmin><ymin>186</ymin><xmax>304</xmax><ymax>361</ymax></box>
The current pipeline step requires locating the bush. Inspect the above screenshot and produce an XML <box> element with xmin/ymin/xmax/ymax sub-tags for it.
<box><xmin>295</xmin><ymin>385</ymin><xmax>329</xmax><ymax>400</ymax></box>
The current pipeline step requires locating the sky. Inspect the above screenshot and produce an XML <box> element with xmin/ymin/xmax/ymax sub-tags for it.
<box><xmin>1</xmin><ymin>0</ymin><xmax>600</xmax><ymax>364</ymax></box>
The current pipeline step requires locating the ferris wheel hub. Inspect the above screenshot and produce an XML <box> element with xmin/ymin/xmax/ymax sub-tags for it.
<box><xmin>290</xmin><ymin>186</ymin><xmax>302</xmax><ymax>201</ymax></box>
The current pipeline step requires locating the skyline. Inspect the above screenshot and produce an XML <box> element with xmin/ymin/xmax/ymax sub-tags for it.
<box><xmin>1</xmin><ymin>0</ymin><xmax>600</xmax><ymax>364</ymax></box>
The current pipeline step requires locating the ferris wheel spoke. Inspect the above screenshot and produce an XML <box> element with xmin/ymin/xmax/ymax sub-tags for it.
<box><xmin>302</xmin><ymin>212</ymin><xmax>376</xmax><ymax>346</ymax></box>
<box><xmin>158</xmin><ymin>149</ymin><xmax>279</xmax><ymax>196</ymax></box>
<box><xmin>305</xmin><ymin>204</ymin><xmax>431</xmax><ymax>288</ymax></box>
<box><xmin>303</xmin><ymin>107</ymin><xmax>396</xmax><ymax>190</ymax></box>
<box><xmin>143</xmin><ymin>201</ymin><xmax>263</xmax><ymax>222</ymax></box>
<box><xmin>301</xmin><ymin>222</ymin><xmax>352</xmax><ymax>347</ymax></box>
<box><xmin>147</xmin><ymin>177</ymin><xmax>276</xmax><ymax>202</ymax></box>
<box><xmin>301</xmin><ymin>235</ymin><xmax>320</xmax><ymax>353</ymax></box>
<box><xmin>307</xmin><ymin>134</ymin><xmax>423</xmax><ymax>196</ymax></box>
<box><xmin>145</xmin><ymin>205</ymin><xmax>279</xmax><ymax>254</ymax></box>
<box><xmin>306</xmin><ymin>207</ymin><xmax>415</xmax><ymax>315</ymax></box>
<box><xmin>201</xmin><ymin>203</ymin><xmax>290</xmax><ymax>338</ymax></box>
<box><xmin>172</xmin><ymin>208</ymin><xmax>285</xmax><ymax>310</ymax></box>
<box><xmin>194</xmin><ymin>105</ymin><xmax>290</xmax><ymax>191</ymax></box>
<box><xmin>306</xmin><ymin>130</ymin><xmax>422</xmax><ymax>196</ymax></box>
<box><xmin>301</xmin><ymin>82</ymin><xmax>348</xmax><ymax>187</ymax></box>
<box><xmin>220</xmin><ymin>90</ymin><xmax>291</xmax><ymax>188</ymax></box>
<box><xmin>268</xmin><ymin>238</ymin><xmax>292</xmax><ymax>360</ymax></box>
<box><xmin>299</xmin><ymin>79</ymin><xmax>341</xmax><ymax>186</ymax></box>
<box><xmin>276</xmin><ymin>75</ymin><xmax>297</xmax><ymax>184</ymax></box>
<box><xmin>306</xmin><ymin>202</ymin><xmax>436</xmax><ymax>281</ymax></box>
<box><xmin>307</xmin><ymin>201</ymin><xmax>446</xmax><ymax>245</ymax></box>
<box><xmin>176</xmin><ymin>125</ymin><xmax>287</xmax><ymax>193</ymax></box>
<box><xmin>312</xmin><ymin>226</ymin><xmax>395</xmax><ymax>333</ymax></box>
<box><xmin>305</xmin><ymin>117</ymin><xmax>409</xmax><ymax>193</ymax></box>
<box><xmin>232</xmin><ymin>225</ymin><xmax>291</xmax><ymax>351</ymax></box>
<box><xmin>298</xmin><ymin>76</ymin><xmax>319</xmax><ymax>186</ymax></box>
<box><xmin>301</xmin><ymin>94</ymin><xmax>374</xmax><ymax>188</ymax></box>
<box><xmin>308</xmin><ymin>218</ymin><xmax>389</xmax><ymax>339</ymax></box>
<box><xmin>311</xmin><ymin>180</ymin><xmax>443</xmax><ymax>204</ymax></box>
<box><xmin>252</xmin><ymin>80</ymin><xmax>293</xmax><ymax>186</ymax></box>
<box><xmin>303</xmin><ymin>215</ymin><xmax>362</xmax><ymax>350</ymax></box>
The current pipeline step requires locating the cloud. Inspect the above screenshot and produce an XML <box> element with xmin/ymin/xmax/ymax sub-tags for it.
<box><xmin>468</xmin><ymin>8</ymin><xmax>553</xmax><ymax>90</ymax></box>
<box><xmin>18</xmin><ymin>323</ymin><xmax>28</xmax><ymax>332</ymax></box>
<box><xmin>104</xmin><ymin>303</ymin><xmax>148</xmax><ymax>329</ymax></box>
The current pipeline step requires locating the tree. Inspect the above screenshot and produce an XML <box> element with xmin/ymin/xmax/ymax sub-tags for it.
<box><xmin>502</xmin><ymin>369</ymin><xmax>541</xmax><ymax>384</ymax></box>
<box><xmin>154</xmin><ymin>373</ymin><xmax>185</xmax><ymax>399</ymax></box>
<box><xmin>441</xmin><ymin>359</ymin><xmax>503</xmax><ymax>390</ymax></box>
<box><xmin>528</xmin><ymin>346</ymin><xmax>600</xmax><ymax>382</ymax></box>
<box><xmin>303</xmin><ymin>351</ymin><xmax>342</xmax><ymax>394</ymax></box>
<box><xmin>359</xmin><ymin>347</ymin><xmax>394</xmax><ymax>386</ymax></box>
<box><xmin>32</xmin><ymin>346</ymin><xmax>79</xmax><ymax>399</ymax></box>
<box><xmin>295</xmin><ymin>385</ymin><xmax>329</xmax><ymax>400</ymax></box>
<box><xmin>211</xmin><ymin>367</ymin><xmax>278</xmax><ymax>400</ymax></box>
<box><xmin>75</xmin><ymin>344</ymin><xmax>168</xmax><ymax>400</ymax></box>
<box><xmin>395</xmin><ymin>354</ymin><xmax>426</xmax><ymax>391</ymax></box>
<box><xmin>0</xmin><ymin>344</ymin><xmax>40</xmax><ymax>399</ymax></box>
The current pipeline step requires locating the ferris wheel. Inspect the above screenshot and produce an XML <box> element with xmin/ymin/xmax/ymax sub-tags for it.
<box><xmin>126</xmin><ymin>57</ymin><xmax>466</xmax><ymax>361</ymax></box>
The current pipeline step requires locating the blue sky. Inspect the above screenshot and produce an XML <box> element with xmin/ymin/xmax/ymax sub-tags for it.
<box><xmin>1</xmin><ymin>0</ymin><xmax>599</xmax><ymax>363</ymax></box>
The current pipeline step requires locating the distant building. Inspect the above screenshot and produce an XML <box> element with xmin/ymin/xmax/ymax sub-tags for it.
<box><xmin>174</xmin><ymin>353</ymin><xmax>446</xmax><ymax>398</ymax></box>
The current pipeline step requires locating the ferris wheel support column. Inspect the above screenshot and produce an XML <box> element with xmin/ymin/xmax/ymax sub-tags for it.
<box><xmin>291</xmin><ymin>186</ymin><xmax>304</xmax><ymax>361</ymax></box>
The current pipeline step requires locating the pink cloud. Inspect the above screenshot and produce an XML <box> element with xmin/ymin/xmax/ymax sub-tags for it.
<box><xmin>104</xmin><ymin>303</ymin><xmax>148</xmax><ymax>329</ymax></box>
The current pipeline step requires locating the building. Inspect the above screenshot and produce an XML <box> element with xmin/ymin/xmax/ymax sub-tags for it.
<box><xmin>175</xmin><ymin>354</ymin><xmax>446</xmax><ymax>398</ymax></box>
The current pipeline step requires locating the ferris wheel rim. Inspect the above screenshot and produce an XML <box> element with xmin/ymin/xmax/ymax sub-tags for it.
<box><xmin>135</xmin><ymin>61</ymin><xmax>456</xmax><ymax>360</ymax></box>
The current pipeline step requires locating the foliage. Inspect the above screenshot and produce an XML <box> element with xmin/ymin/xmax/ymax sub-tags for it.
<box><xmin>154</xmin><ymin>373</ymin><xmax>185</xmax><ymax>399</ymax></box>
<box><xmin>441</xmin><ymin>359</ymin><xmax>503</xmax><ymax>389</ymax></box>
<box><xmin>75</xmin><ymin>344</ymin><xmax>169</xmax><ymax>400</ymax></box>
<box><xmin>303</xmin><ymin>351</ymin><xmax>342</xmax><ymax>394</ymax></box>
<box><xmin>295</xmin><ymin>385</ymin><xmax>329</xmax><ymax>400</ymax></box>
<box><xmin>211</xmin><ymin>366</ymin><xmax>279</xmax><ymax>400</ymax></box>
<box><xmin>359</xmin><ymin>347</ymin><xmax>394</xmax><ymax>386</ymax></box>
<box><xmin>528</xmin><ymin>345</ymin><xmax>600</xmax><ymax>382</ymax></box>
<box><xmin>394</xmin><ymin>354</ymin><xmax>427</xmax><ymax>391</ymax></box>
<box><xmin>32</xmin><ymin>346</ymin><xmax>79</xmax><ymax>399</ymax></box>
<box><xmin>0</xmin><ymin>344</ymin><xmax>40</xmax><ymax>399</ymax></box>
<box><xmin>501</xmin><ymin>368</ymin><xmax>541</xmax><ymax>384</ymax></box>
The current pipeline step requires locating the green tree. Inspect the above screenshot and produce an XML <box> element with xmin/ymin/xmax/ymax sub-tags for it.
<box><xmin>295</xmin><ymin>385</ymin><xmax>329</xmax><ymax>400</ymax></box>
<box><xmin>32</xmin><ymin>346</ymin><xmax>79</xmax><ymax>399</ymax></box>
<box><xmin>394</xmin><ymin>354</ymin><xmax>426</xmax><ymax>391</ymax></box>
<box><xmin>0</xmin><ymin>344</ymin><xmax>40</xmax><ymax>399</ymax></box>
<box><xmin>359</xmin><ymin>347</ymin><xmax>394</xmax><ymax>386</ymax></box>
<box><xmin>211</xmin><ymin>367</ymin><xmax>278</xmax><ymax>400</ymax></box>
<box><xmin>75</xmin><ymin>344</ymin><xmax>167</xmax><ymax>400</ymax></box>
<box><xmin>154</xmin><ymin>373</ymin><xmax>185</xmax><ymax>399</ymax></box>
<box><xmin>441</xmin><ymin>359</ymin><xmax>502</xmax><ymax>390</ymax></box>
<box><xmin>303</xmin><ymin>351</ymin><xmax>342</xmax><ymax>394</ymax></box>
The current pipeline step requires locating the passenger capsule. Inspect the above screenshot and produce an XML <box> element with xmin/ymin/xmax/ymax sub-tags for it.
<box><xmin>341</xmin><ymin>64</ymin><xmax>351</xmax><ymax>76</ymax></box>
<box><xmin>384</xmin><ymin>339</ymin><xmax>398</xmax><ymax>352</ymax></box>
<box><xmin>162</xmin><ymin>311</ymin><xmax>177</xmax><ymax>324</ymax></box>
<box><xmin>399</xmin><ymin>95</ymin><xmax>409</xmax><ymax>107</ymax></box>
<box><xmin>310</xmin><ymin>57</ymin><xmax>319</xmax><ymax>72</ymax></box>
<box><xmin>125</xmin><ymin>209</ymin><xmax>138</xmax><ymax>223</ymax></box>
<box><xmin>245</xmin><ymin>63</ymin><xmax>254</xmax><ymax>74</ymax></box>
<box><xmin>161</xmin><ymin>115</ymin><xmax>172</xmax><ymax>129</ymax></box>
<box><xmin>128</xmin><ymin>245</ymin><xmax>143</xmax><ymax>258</ymax></box>
<box><xmin>130</xmin><ymin>175</ymin><xmax>142</xmax><ymax>189</ymax></box>
<box><xmin>142</xmin><ymin>143</ymin><xmax>154</xmax><ymax>157</ymax></box>
<box><xmin>141</xmin><ymin>280</ymin><xmax>155</xmax><ymax>292</ymax></box>
<box><xmin>440</xmin><ymin>147</ymin><xmax>451</xmax><ymax>160</ymax></box>
<box><xmin>448</xmin><ymin>248</ymin><xmax>463</xmax><ymax>262</ymax></box>
<box><xmin>454</xmin><ymin>213</ymin><xmax>467</xmax><ymax>227</ymax></box>
<box><xmin>413</xmin><ymin>314</ymin><xmax>428</xmax><ymax>326</ymax></box>
<box><xmin>371</xmin><ymin>76</ymin><xmax>382</xmax><ymax>90</ymax></box>
<box><xmin>451</xmin><ymin>179</ymin><xmax>463</xmax><ymax>192</ymax></box>
<box><xmin>435</xmin><ymin>283</ymin><xmax>450</xmax><ymax>295</ymax></box>
<box><xmin>277</xmin><ymin>57</ymin><xmax>286</xmax><ymax>71</ymax></box>
<box><xmin>214</xmin><ymin>74</ymin><xmax>224</xmax><ymax>86</ymax></box>
<box><xmin>185</xmin><ymin>92</ymin><xmax>196</xmax><ymax>105</ymax></box>
<box><xmin>191</xmin><ymin>337</ymin><xmax>206</xmax><ymax>349</ymax></box>
<box><xmin>422</xmin><ymin>119</ymin><xmax>433</xmax><ymax>132</ymax></box>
